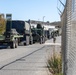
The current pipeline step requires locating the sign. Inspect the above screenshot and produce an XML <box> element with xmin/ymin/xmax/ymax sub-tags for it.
<box><xmin>6</xmin><ymin>14</ymin><xmax>12</xmax><ymax>21</ymax></box>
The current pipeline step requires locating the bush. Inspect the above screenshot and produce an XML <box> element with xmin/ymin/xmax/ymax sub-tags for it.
<box><xmin>47</xmin><ymin>54</ymin><xmax>62</xmax><ymax>75</ymax></box>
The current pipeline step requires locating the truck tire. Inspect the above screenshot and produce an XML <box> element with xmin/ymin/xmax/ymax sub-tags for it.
<box><xmin>24</xmin><ymin>42</ymin><xmax>26</xmax><ymax>46</ymax></box>
<box><xmin>10</xmin><ymin>39</ymin><xmax>18</xmax><ymax>49</ymax></box>
<box><xmin>15</xmin><ymin>41</ymin><xmax>18</xmax><ymax>48</ymax></box>
<box><xmin>40</xmin><ymin>38</ymin><xmax>42</xmax><ymax>44</ymax></box>
<box><xmin>42</xmin><ymin>37</ymin><xmax>45</xmax><ymax>43</ymax></box>
<box><xmin>10</xmin><ymin>41</ymin><xmax>15</xmax><ymax>49</ymax></box>
<box><xmin>26</xmin><ymin>36</ymin><xmax>29</xmax><ymax>45</ymax></box>
<box><xmin>30</xmin><ymin>41</ymin><xmax>33</xmax><ymax>45</ymax></box>
<box><xmin>30</xmin><ymin>37</ymin><xmax>33</xmax><ymax>45</ymax></box>
<box><xmin>24</xmin><ymin>36</ymin><xmax>29</xmax><ymax>46</ymax></box>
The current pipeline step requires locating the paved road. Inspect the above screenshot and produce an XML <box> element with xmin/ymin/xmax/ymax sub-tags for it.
<box><xmin>0</xmin><ymin>36</ymin><xmax>61</xmax><ymax>75</ymax></box>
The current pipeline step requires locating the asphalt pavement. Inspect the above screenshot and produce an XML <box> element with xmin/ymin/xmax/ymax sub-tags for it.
<box><xmin>0</xmin><ymin>36</ymin><xmax>61</xmax><ymax>75</ymax></box>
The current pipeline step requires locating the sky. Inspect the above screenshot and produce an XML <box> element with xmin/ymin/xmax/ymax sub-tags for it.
<box><xmin>0</xmin><ymin>0</ymin><xmax>65</xmax><ymax>22</ymax></box>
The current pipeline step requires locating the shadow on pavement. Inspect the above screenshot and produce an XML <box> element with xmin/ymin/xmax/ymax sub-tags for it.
<box><xmin>0</xmin><ymin>45</ymin><xmax>8</xmax><ymax>50</ymax></box>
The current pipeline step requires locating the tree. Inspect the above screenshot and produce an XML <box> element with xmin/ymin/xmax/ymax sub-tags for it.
<box><xmin>0</xmin><ymin>14</ymin><xmax>6</xmax><ymax>35</ymax></box>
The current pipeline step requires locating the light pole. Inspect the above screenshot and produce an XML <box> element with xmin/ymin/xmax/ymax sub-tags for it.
<box><xmin>43</xmin><ymin>16</ymin><xmax>45</xmax><ymax>22</ymax></box>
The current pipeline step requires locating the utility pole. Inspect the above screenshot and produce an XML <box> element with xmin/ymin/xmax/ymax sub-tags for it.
<box><xmin>43</xmin><ymin>16</ymin><xmax>45</xmax><ymax>22</ymax></box>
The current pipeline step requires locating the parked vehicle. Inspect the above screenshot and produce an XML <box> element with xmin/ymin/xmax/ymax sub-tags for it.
<box><xmin>51</xmin><ymin>28</ymin><xmax>59</xmax><ymax>38</ymax></box>
<box><xmin>47</xmin><ymin>28</ymin><xmax>55</xmax><ymax>39</ymax></box>
<box><xmin>0</xmin><ymin>19</ymin><xmax>33</xmax><ymax>48</ymax></box>
<box><xmin>9</xmin><ymin>20</ymin><xmax>33</xmax><ymax>45</ymax></box>
<box><xmin>31</xmin><ymin>23</ymin><xmax>45</xmax><ymax>44</ymax></box>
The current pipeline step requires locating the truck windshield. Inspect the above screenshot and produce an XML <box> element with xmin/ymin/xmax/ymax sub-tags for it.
<box><xmin>12</xmin><ymin>21</ymin><xmax>25</xmax><ymax>34</ymax></box>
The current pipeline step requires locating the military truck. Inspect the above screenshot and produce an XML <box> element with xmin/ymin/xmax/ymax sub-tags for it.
<box><xmin>0</xmin><ymin>14</ymin><xmax>24</xmax><ymax>48</ymax></box>
<box><xmin>51</xmin><ymin>28</ymin><xmax>59</xmax><ymax>38</ymax></box>
<box><xmin>10</xmin><ymin>20</ymin><xmax>33</xmax><ymax>46</ymax></box>
<box><xmin>0</xmin><ymin>14</ymin><xmax>33</xmax><ymax>48</ymax></box>
<box><xmin>0</xmin><ymin>20</ymin><xmax>23</xmax><ymax>49</ymax></box>
<box><xmin>31</xmin><ymin>23</ymin><xmax>45</xmax><ymax>44</ymax></box>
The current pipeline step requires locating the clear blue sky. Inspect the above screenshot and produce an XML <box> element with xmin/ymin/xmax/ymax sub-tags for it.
<box><xmin>0</xmin><ymin>0</ymin><xmax>61</xmax><ymax>22</ymax></box>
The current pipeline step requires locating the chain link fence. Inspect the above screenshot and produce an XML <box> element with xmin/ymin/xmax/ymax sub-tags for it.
<box><xmin>61</xmin><ymin>0</ymin><xmax>76</xmax><ymax>75</ymax></box>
